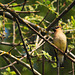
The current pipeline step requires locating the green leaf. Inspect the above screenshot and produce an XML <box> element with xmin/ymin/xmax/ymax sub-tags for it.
<box><xmin>1</xmin><ymin>67</ymin><xmax>16</xmax><ymax>75</ymax></box>
<box><xmin>43</xmin><ymin>0</ymin><xmax>45</xmax><ymax>2</ymax></box>
<box><xmin>42</xmin><ymin>51</ymin><xmax>52</xmax><ymax>60</ymax></box>
<box><xmin>11</xmin><ymin>3</ymin><xmax>21</xmax><ymax>11</ymax></box>
<box><xmin>51</xmin><ymin>63</ymin><xmax>57</xmax><ymax>68</ymax></box>
<box><xmin>46</xmin><ymin>1</ymin><xmax>50</xmax><ymax>5</ymax></box>
<box><xmin>10</xmin><ymin>71</ymin><xmax>16</xmax><ymax>74</ymax></box>
<box><xmin>6</xmin><ymin>67</ymin><xmax>10</xmax><ymax>72</ymax></box>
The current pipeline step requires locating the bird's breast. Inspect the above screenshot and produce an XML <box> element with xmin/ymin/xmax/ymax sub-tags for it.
<box><xmin>53</xmin><ymin>32</ymin><xmax>67</xmax><ymax>52</ymax></box>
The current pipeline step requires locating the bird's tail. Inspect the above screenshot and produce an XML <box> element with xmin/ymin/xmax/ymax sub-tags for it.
<box><xmin>57</xmin><ymin>55</ymin><xmax>64</xmax><ymax>67</ymax></box>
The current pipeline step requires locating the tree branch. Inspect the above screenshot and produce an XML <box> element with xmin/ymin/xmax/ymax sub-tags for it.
<box><xmin>0</xmin><ymin>42</ymin><xmax>20</xmax><ymax>46</ymax></box>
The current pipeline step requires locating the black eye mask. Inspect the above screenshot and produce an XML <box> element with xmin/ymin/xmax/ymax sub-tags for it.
<box><xmin>55</xmin><ymin>26</ymin><xmax>60</xmax><ymax>29</ymax></box>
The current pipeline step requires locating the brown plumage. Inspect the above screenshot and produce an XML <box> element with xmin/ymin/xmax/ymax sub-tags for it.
<box><xmin>53</xmin><ymin>26</ymin><xmax>67</xmax><ymax>67</ymax></box>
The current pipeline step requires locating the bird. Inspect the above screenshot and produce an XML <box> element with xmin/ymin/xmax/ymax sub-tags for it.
<box><xmin>52</xmin><ymin>26</ymin><xmax>67</xmax><ymax>67</ymax></box>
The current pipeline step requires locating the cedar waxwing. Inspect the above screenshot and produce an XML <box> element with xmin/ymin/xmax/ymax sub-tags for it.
<box><xmin>53</xmin><ymin>26</ymin><xmax>67</xmax><ymax>67</ymax></box>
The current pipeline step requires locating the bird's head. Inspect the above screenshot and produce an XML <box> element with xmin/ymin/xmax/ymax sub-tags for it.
<box><xmin>52</xmin><ymin>26</ymin><xmax>62</xmax><ymax>32</ymax></box>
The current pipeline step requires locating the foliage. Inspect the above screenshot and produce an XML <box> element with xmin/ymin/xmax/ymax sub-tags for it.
<box><xmin>42</xmin><ymin>50</ymin><xmax>57</xmax><ymax>68</ymax></box>
<box><xmin>0</xmin><ymin>0</ymin><xmax>75</xmax><ymax>75</ymax></box>
<box><xmin>1</xmin><ymin>67</ymin><xmax>16</xmax><ymax>75</ymax></box>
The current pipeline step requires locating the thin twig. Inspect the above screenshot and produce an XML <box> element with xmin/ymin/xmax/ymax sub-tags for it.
<box><xmin>8</xmin><ymin>42</ymin><xmax>21</xmax><ymax>53</ymax></box>
<box><xmin>8</xmin><ymin>0</ymin><xmax>16</xmax><ymax>6</ymax></box>
<box><xmin>37</xmin><ymin>35</ymin><xmax>47</xmax><ymax>47</ymax></box>
<box><xmin>0</xmin><ymin>62</ymin><xmax>16</xmax><ymax>70</ymax></box>
<box><xmin>12</xmin><ymin>21</ymin><xmax>22</xmax><ymax>55</ymax></box>
<box><xmin>16</xmin><ymin>11</ymin><xmax>40</xmax><ymax>13</ymax></box>
<box><xmin>18</xmin><ymin>0</ymin><xmax>26</xmax><ymax>16</ymax></box>
<box><xmin>14</xmin><ymin>48</ymin><xmax>22</xmax><ymax>55</ymax></box>
<box><xmin>2</xmin><ymin>11</ymin><xmax>5</xmax><ymax>41</ymax></box>
<box><xmin>67</xmin><ymin>48</ymin><xmax>74</xmax><ymax>54</ymax></box>
<box><xmin>38</xmin><ymin>10</ymin><xmax>50</xmax><ymax>25</ymax></box>
<box><xmin>67</xmin><ymin>50</ymin><xmax>75</xmax><ymax>59</ymax></box>
<box><xmin>35</xmin><ymin>34</ymin><xmax>40</xmax><ymax>47</ymax></box>
<box><xmin>0</xmin><ymin>42</ymin><xmax>20</xmax><ymax>46</ymax></box>
<box><xmin>9</xmin><ymin>1</ymin><xmax>29</xmax><ymax>8</ymax></box>
<box><xmin>0</xmin><ymin>10</ymin><xmax>40</xmax><ymax>13</ymax></box>
<box><xmin>68</xmin><ymin>70</ymin><xmax>75</xmax><ymax>74</ymax></box>
<box><xmin>42</xmin><ymin>45</ymin><xmax>45</xmax><ymax>75</ymax></box>
<box><xmin>57</xmin><ymin>0</ymin><xmax>59</xmax><ymax>26</ymax></box>
<box><xmin>57</xmin><ymin>67</ymin><xmax>60</xmax><ymax>75</ymax></box>
<box><xmin>13</xmin><ymin>21</ymin><xmax>15</xmax><ymax>43</ymax></box>
<box><xmin>72</xmin><ymin>62</ymin><xmax>74</xmax><ymax>75</ymax></box>
<box><xmin>64</xmin><ymin>29</ymin><xmax>75</xmax><ymax>32</ymax></box>
<box><xmin>21</xmin><ymin>0</ymin><xmax>27</xmax><ymax>11</ymax></box>
<box><xmin>57</xmin><ymin>0</ymin><xmax>59</xmax><ymax>14</ymax></box>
